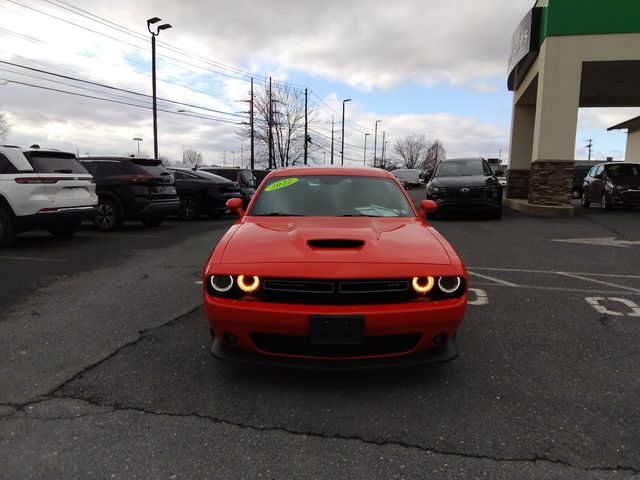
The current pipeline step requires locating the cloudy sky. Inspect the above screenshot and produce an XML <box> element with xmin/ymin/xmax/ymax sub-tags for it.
<box><xmin>0</xmin><ymin>0</ymin><xmax>637</xmax><ymax>167</ymax></box>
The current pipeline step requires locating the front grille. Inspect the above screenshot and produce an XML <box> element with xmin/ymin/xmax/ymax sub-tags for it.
<box><xmin>257</xmin><ymin>278</ymin><xmax>415</xmax><ymax>305</ymax></box>
<box><xmin>622</xmin><ymin>191</ymin><xmax>640</xmax><ymax>203</ymax></box>
<box><xmin>251</xmin><ymin>333</ymin><xmax>421</xmax><ymax>357</ymax></box>
<box><xmin>443</xmin><ymin>186</ymin><xmax>490</xmax><ymax>199</ymax></box>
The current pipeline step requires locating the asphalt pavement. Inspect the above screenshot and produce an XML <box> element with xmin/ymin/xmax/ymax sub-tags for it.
<box><xmin>1</xmin><ymin>197</ymin><xmax>640</xmax><ymax>479</ymax></box>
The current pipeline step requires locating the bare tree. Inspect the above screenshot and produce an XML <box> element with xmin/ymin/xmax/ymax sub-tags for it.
<box><xmin>238</xmin><ymin>81</ymin><xmax>318</xmax><ymax>168</ymax></box>
<box><xmin>183</xmin><ymin>148</ymin><xmax>202</xmax><ymax>165</ymax></box>
<box><xmin>159</xmin><ymin>154</ymin><xmax>175</xmax><ymax>165</ymax></box>
<box><xmin>0</xmin><ymin>111</ymin><xmax>9</xmax><ymax>143</ymax></box>
<box><xmin>392</xmin><ymin>135</ymin><xmax>446</xmax><ymax>171</ymax></box>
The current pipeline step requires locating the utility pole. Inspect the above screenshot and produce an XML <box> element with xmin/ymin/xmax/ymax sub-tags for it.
<box><xmin>268</xmin><ymin>77</ymin><xmax>274</xmax><ymax>169</ymax></box>
<box><xmin>586</xmin><ymin>139</ymin><xmax>593</xmax><ymax>162</ymax></box>
<box><xmin>330</xmin><ymin>115</ymin><xmax>335</xmax><ymax>165</ymax></box>
<box><xmin>341</xmin><ymin>98</ymin><xmax>352</xmax><ymax>166</ymax></box>
<box><xmin>250</xmin><ymin>78</ymin><xmax>255</xmax><ymax>169</ymax></box>
<box><xmin>363</xmin><ymin>133</ymin><xmax>370</xmax><ymax>166</ymax></box>
<box><xmin>381</xmin><ymin>131</ymin><xmax>386</xmax><ymax>168</ymax></box>
<box><xmin>373</xmin><ymin>120</ymin><xmax>381</xmax><ymax>168</ymax></box>
<box><xmin>304</xmin><ymin>88</ymin><xmax>308</xmax><ymax>165</ymax></box>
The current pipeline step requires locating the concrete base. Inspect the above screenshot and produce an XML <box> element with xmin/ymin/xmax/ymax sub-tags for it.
<box><xmin>504</xmin><ymin>198</ymin><xmax>574</xmax><ymax>218</ymax></box>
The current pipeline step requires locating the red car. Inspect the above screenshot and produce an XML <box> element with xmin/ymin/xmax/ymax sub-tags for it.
<box><xmin>203</xmin><ymin>167</ymin><xmax>467</xmax><ymax>369</ymax></box>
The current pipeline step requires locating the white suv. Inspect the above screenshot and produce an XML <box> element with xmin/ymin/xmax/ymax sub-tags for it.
<box><xmin>0</xmin><ymin>145</ymin><xmax>98</xmax><ymax>247</ymax></box>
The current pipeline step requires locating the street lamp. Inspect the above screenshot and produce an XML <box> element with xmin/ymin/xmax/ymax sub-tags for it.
<box><xmin>147</xmin><ymin>17</ymin><xmax>172</xmax><ymax>160</ymax></box>
<box><xmin>341</xmin><ymin>98</ymin><xmax>351</xmax><ymax>166</ymax></box>
<box><xmin>132</xmin><ymin>137</ymin><xmax>143</xmax><ymax>157</ymax></box>
<box><xmin>363</xmin><ymin>133</ymin><xmax>370</xmax><ymax>166</ymax></box>
<box><xmin>373</xmin><ymin>120</ymin><xmax>381</xmax><ymax>167</ymax></box>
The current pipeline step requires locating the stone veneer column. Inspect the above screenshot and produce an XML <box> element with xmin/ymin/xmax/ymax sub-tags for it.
<box><xmin>506</xmin><ymin>169</ymin><xmax>530</xmax><ymax>199</ymax></box>
<box><xmin>528</xmin><ymin>161</ymin><xmax>574</xmax><ymax>206</ymax></box>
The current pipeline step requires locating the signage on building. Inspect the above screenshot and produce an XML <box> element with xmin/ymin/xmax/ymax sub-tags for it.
<box><xmin>508</xmin><ymin>7</ymin><xmax>542</xmax><ymax>91</ymax></box>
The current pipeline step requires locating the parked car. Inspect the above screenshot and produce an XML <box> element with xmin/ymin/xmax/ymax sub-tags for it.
<box><xmin>197</xmin><ymin>167</ymin><xmax>255</xmax><ymax>208</ymax></box>
<box><xmin>203</xmin><ymin>167</ymin><xmax>467</xmax><ymax>369</ymax></box>
<box><xmin>166</xmin><ymin>167</ymin><xmax>241</xmax><ymax>220</ymax></box>
<box><xmin>79</xmin><ymin>157</ymin><xmax>179</xmax><ymax>231</ymax></box>
<box><xmin>581</xmin><ymin>162</ymin><xmax>640</xmax><ymax>210</ymax></box>
<box><xmin>0</xmin><ymin>145</ymin><xmax>97</xmax><ymax>247</ymax></box>
<box><xmin>251</xmin><ymin>169</ymin><xmax>271</xmax><ymax>188</ymax></box>
<box><xmin>392</xmin><ymin>168</ymin><xmax>421</xmax><ymax>189</ymax></box>
<box><xmin>572</xmin><ymin>165</ymin><xmax>592</xmax><ymax>199</ymax></box>
<box><xmin>425</xmin><ymin>157</ymin><xmax>503</xmax><ymax>219</ymax></box>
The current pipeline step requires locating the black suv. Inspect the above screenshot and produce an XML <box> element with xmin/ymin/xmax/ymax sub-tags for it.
<box><xmin>197</xmin><ymin>167</ymin><xmax>256</xmax><ymax>207</ymax></box>
<box><xmin>425</xmin><ymin>157</ymin><xmax>503</xmax><ymax>219</ymax></box>
<box><xmin>581</xmin><ymin>162</ymin><xmax>640</xmax><ymax>210</ymax></box>
<box><xmin>79</xmin><ymin>157</ymin><xmax>180</xmax><ymax>231</ymax></box>
<box><xmin>166</xmin><ymin>167</ymin><xmax>241</xmax><ymax>220</ymax></box>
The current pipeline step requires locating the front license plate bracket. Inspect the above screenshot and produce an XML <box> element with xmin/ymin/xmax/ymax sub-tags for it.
<box><xmin>308</xmin><ymin>315</ymin><xmax>365</xmax><ymax>345</ymax></box>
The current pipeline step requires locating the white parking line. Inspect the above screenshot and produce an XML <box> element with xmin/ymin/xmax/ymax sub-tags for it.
<box><xmin>468</xmin><ymin>267</ymin><xmax>640</xmax><ymax>279</ymax></box>
<box><xmin>555</xmin><ymin>272</ymin><xmax>640</xmax><ymax>294</ymax></box>
<box><xmin>585</xmin><ymin>297</ymin><xmax>640</xmax><ymax>317</ymax></box>
<box><xmin>470</xmin><ymin>281</ymin><xmax>640</xmax><ymax>296</ymax></box>
<box><xmin>467</xmin><ymin>271</ymin><xmax>518</xmax><ymax>287</ymax></box>
<box><xmin>0</xmin><ymin>255</ymin><xmax>68</xmax><ymax>263</ymax></box>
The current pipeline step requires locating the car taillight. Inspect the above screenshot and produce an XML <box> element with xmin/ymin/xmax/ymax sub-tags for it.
<box><xmin>15</xmin><ymin>177</ymin><xmax>61</xmax><ymax>184</ymax></box>
<box><xmin>118</xmin><ymin>174</ymin><xmax>153</xmax><ymax>184</ymax></box>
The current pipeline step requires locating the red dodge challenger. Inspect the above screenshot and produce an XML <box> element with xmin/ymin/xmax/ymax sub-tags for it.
<box><xmin>203</xmin><ymin>167</ymin><xmax>467</xmax><ymax>369</ymax></box>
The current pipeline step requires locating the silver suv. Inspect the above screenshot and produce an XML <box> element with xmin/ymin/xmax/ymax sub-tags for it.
<box><xmin>0</xmin><ymin>145</ymin><xmax>98</xmax><ymax>247</ymax></box>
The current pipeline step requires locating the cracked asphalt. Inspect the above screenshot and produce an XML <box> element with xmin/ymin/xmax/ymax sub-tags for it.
<box><xmin>1</xmin><ymin>197</ymin><xmax>640</xmax><ymax>479</ymax></box>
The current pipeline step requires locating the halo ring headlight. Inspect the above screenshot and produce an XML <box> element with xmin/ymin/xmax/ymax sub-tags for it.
<box><xmin>412</xmin><ymin>276</ymin><xmax>435</xmax><ymax>294</ymax></box>
<box><xmin>237</xmin><ymin>275</ymin><xmax>260</xmax><ymax>293</ymax></box>
<box><xmin>210</xmin><ymin>275</ymin><xmax>234</xmax><ymax>293</ymax></box>
<box><xmin>438</xmin><ymin>276</ymin><xmax>462</xmax><ymax>294</ymax></box>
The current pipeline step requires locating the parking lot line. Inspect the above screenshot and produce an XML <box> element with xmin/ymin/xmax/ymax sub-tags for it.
<box><xmin>467</xmin><ymin>271</ymin><xmax>519</xmax><ymax>287</ymax></box>
<box><xmin>470</xmin><ymin>281</ymin><xmax>640</xmax><ymax>296</ymax></box>
<box><xmin>0</xmin><ymin>255</ymin><xmax>68</xmax><ymax>263</ymax></box>
<box><xmin>555</xmin><ymin>272</ymin><xmax>640</xmax><ymax>294</ymax></box>
<box><xmin>468</xmin><ymin>266</ymin><xmax>640</xmax><ymax>279</ymax></box>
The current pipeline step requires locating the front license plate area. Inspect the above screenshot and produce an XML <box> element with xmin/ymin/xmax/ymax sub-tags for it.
<box><xmin>308</xmin><ymin>315</ymin><xmax>365</xmax><ymax>345</ymax></box>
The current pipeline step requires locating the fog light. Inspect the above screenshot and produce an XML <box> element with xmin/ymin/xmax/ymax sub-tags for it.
<box><xmin>223</xmin><ymin>333</ymin><xmax>237</xmax><ymax>345</ymax></box>
<box><xmin>438</xmin><ymin>276</ymin><xmax>462</xmax><ymax>294</ymax></box>
<box><xmin>210</xmin><ymin>275</ymin><xmax>234</xmax><ymax>292</ymax></box>
<box><xmin>237</xmin><ymin>275</ymin><xmax>260</xmax><ymax>293</ymax></box>
<box><xmin>433</xmin><ymin>334</ymin><xmax>447</xmax><ymax>346</ymax></box>
<box><xmin>412</xmin><ymin>276</ymin><xmax>435</xmax><ymax>294</ymax></box>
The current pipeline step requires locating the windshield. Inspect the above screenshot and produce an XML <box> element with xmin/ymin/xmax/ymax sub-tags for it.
<box><xmin>434</xmin><ymin>160</ymin><xmax>488</xmax><ymax>177</ymax></box>
<box><xmin>132</xmin><ymin>159</ymin><xmax>171</xmax><ymax>177</ymax></box>
<box><xmin>249</xmin><ymin>175</ymin><xmax>413</xmax><ymax>217</ymax></box>
<box><xmin>23</xmin><ymin>151</ymin><xmax>89</xmax><ymax>174</ymax></box>
<box><xmin>606</xmin><ymin>163</ymin><xmax>640</xmax><ymax>178</ymax></box>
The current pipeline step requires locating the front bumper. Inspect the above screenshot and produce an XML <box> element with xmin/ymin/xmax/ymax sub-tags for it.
<box><xmin>204</xmin><ymin>294</ymin><xmax>466</xmax><ymax>367</ymax></box>
<box><xmin>429</xmin><ymin>197</ymin><xmax>501</xmax><ymax>213</ymax></box>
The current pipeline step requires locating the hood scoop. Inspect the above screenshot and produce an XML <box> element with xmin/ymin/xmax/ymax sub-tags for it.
<box><xmin>307</xmin><ymin>239</ymin><xmax>365</xmax><ymax>250</ymax></box>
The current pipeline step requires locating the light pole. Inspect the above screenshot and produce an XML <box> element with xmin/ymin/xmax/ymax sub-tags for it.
<box><xmin>341</xmin><ymin>98</ymin><xmax>351</xmax><ymax>166</ymax></box>
<box><xmin>147</xmin><ymin>17</ymin><xmax>172</xmax><ymax>160</ymax></box>
<box><xmin>363</xmin><ymin>133</ymin><xmax>370</xmax><ymax>166</ymax></box>
<box><xmin>373</xmin><ymin>120</ymin><xmax>381</xmax><ymax>167</ymax></box>
<box><xmin>132</xmin><ymin>137</ymin><xmax>143</xmax><ymax>157</ymax></box>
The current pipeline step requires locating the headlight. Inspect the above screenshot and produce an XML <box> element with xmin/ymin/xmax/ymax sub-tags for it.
<box><xmin>412</xmin><ymin>276</ymin><xmax>435</xmax><ymax>294</ymax></box>
<box><xmin>237</xmin><ymin>275</ymin><xmax>260</xmax><ymax>293</ymax></box>
<box><xmin>210</xmin><ymin>275</ymin><xmax>234</xmax><ymax>292</ymax></box>
<box><xmin>438</xmin><ymin>276</ymin><xmax>462</xmax><ymax>294</ymax></box>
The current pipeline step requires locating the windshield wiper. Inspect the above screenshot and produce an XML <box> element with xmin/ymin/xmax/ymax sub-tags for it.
<box><xmin>341</xmin><ymin>213</ymin><xmax>381</xmax><ymax>217</ymax></box>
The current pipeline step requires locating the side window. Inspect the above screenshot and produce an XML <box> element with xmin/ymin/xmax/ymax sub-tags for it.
<box><xmin>97</xmin><ymin>161</ymin><xmax>126</xmax><ymax>176</ymax></box>
<box><xmin>80</xmin><ymin>161</ymin><xmax>96</xmax><ymax>176</ymax></box>
<box><xmin>172</xmin><ymin>171</ymin><xmax>184</xmax><ymax>180</ymax></box>
<box><xmin>588</xmin><ymin>167</ymin><xmax>597</xmax><ymax>177</ymax></box>
<box><xmin>482</xmin><ymin>161</ymin><xmax>493</xmax><ymax>176</ymax></box>
<box><xmin>0</xmin><ymin>153</ymin><xmax>18</xmax><ymax>174</ymax></box>
<box><xmin>594</xmin><ymin>165</ymin><xmax>604</xmax><ymax>177</ymax></box>
<box><xmin>212</xmin><ymin>170</ymin><xmax>236</xmax><ymax>181</ymax></box>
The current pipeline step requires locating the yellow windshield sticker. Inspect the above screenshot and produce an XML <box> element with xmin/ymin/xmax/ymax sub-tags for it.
<box><xmin>264</xmin><ymin>177</ymin><xmax>298</xmax><ymax>192</ymax></box>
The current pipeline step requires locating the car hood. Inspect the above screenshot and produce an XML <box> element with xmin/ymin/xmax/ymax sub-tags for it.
<box><xmin>430</xmin><ymin>175</ymin><xmax>499</xmax><ymax>187</ymax></box>
<box><xmin>221</xmin><ymin>217</ymin><xmax>451</xmax><ymax>265</ymax></box>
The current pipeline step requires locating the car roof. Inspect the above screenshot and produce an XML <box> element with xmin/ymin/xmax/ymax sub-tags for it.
<box><xmin>82</xmin><ymin>156</ymin><xmax>151</xmax><ymax>161</ymax></box>
<box><xmin>440</xmin><ymin>157</ymin><xmax>484</xmax><ymax>162</ymax></box>
<box><xmin>268</xmin><ymin>166</ymin><xmax>395</xmax><ymax>179</ymax></box>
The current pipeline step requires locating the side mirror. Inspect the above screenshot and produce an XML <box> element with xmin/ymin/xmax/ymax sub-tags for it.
<box><xmin>417</xmin><ymin>199</ymin><xmax>438</xmax><ymax>221</ymax></box>
<box><xmin>494</xmin><ymin>170</ymin><xmax>504</xmax><ymax>176</ymax></box>
<box><xmin>226</xmin><ymin>197</ymin><xmax>244</xmax><ymax>217</ymax></box>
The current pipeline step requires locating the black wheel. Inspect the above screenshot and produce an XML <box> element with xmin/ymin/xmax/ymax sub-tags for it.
<box><xmin>0</xmin><ymin>207</ymin><xmax>17</xmax><ymax>248</ymax></box>
<box><xmin>140</xmin><ymin>215</ymin><xmax>165</xmax><ymax>227</ymax></box>
<box><xmin>490</xmin><ymin>206</ymin><xmax>503</xmax><ymax>220</ymax></box>
<box><xmin>581</xmin><ymin>191</ymin><xmax>591</xmax><ymax>208</ymax></box>
<box><xmin>47</xmin><ymin>222</ymin><xmax>81</xmax><ymax>238</ymax></box>
<box><xmin>178</xmin><ymin>195</ymin><xmax>200</xmax><ymax>221</ymax></box>
<box><xmin>94</xmin><ymin>198</ymin><xmax>123</xmax><ymax>231</ymax></box>
<box><xmin>601</xmin><ymin>192</ymin><xmax>612</xmax><ymax>211</ymax></box>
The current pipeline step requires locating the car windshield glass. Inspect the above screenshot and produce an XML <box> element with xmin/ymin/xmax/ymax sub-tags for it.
<box><xmin>23</xmin><ymin>152</ymin><xmax>88</xmax><ymax>174</ymax></box>
<box><xmin>240</xmin><ymin>170</ymin><xmax>255</xmax><ymax>185</ymax></box>
<box><xmin>132</xmin><ymin>159</ymin><xmax>170</xmax><ymax>176</ymax></box>
<box><xmin>435</xmin><ymin>160</ymin><xmax>486</xmax><ymax>177</ymax></box>
<box><xmin>606</xmin><ymin>164</ymin><xmax>640</xmax><ymax>177</ymax></box>
<box><xmin>249</xmin><ymin>175</ymin><xmax>413</xmax><ymax>217</ymax></box>
<box><xmin>192</xmin><ymin>170</ymin><xmax>230</xmax><ymax>183</ymax></box>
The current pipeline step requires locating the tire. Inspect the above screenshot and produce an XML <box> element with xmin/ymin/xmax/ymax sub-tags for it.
<box><xmin>94</xmin><ymin>198</ymin><xmax>123</xmax><ymax>232</ymax></box>
<box><xmin>601</xmin><ymin>192</ymin><xmax>612</xmax><ymax>211</ymax></box>
<box><xmin>140</xmin><ymin>215</ymin><xmax>165</xmax><ymax>227</ymax></box>
<box><xmin>0</xmin><ymin>207</ymin><xmax>17</xmax><ymax>248</ymax></box>
<box><xmin>490</xmin><ymin>206</ymin><xmax>503</xmax><ymax>220</ymax></box>
<box><xmin>47</xmin><ymin>222</ymin><xmax>81</xmax><ymax>238</ymax></box>
<box><xmin>178</xmin><ymin>195</ymin><xmax>200</xmax><ymax>221</ymax></box>
<box><xmin>581</xmin><ymin>191</ymin><xmax>591</xmax><ymax>208</ymax></box>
